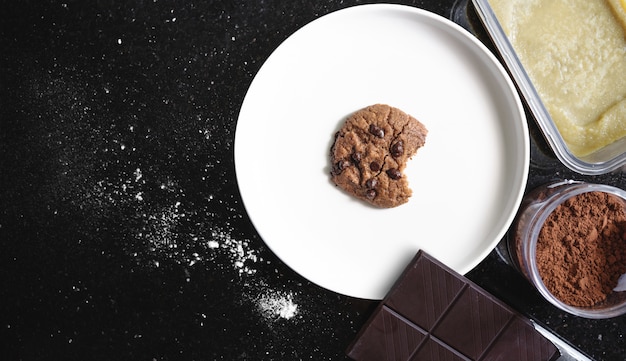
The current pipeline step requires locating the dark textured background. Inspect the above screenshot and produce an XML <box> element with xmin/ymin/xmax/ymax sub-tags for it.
<box><xmin>2</xmin><ymin>0</ymin><xmax>625</xmax><ymax>360</ymax></box>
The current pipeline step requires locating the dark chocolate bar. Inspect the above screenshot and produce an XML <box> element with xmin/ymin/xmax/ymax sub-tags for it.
<box><xmin>346</xmin><ymin>250</ymin><xmax>560</xmax><ymax>361</ymax></box>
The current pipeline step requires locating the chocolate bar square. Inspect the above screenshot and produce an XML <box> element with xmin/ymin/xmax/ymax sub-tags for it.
<box><xmin>346</xmin><ymin>250</ymin><xmax>559</xmax><ymax>361</ymax></box>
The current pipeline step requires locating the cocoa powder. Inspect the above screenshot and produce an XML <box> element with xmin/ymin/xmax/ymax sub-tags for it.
<box><xmin>536</xmin><ymin>191</ymin><xmax>626</xmax><ymax>307</ymax></box>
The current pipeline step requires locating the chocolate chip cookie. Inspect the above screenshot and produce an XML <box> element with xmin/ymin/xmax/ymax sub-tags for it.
<box><xmin>330</xmin><ymin>104</ymin><xmax>427</xmax><ymax>208</ymax></box>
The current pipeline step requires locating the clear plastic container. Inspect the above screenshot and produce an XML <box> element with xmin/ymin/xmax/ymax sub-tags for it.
<box><xmin>510</xmin><ymin>180</ymin><xmax>626</xmax><ymax>318</ymax></box>
<box><xmin>472</xmin><ymin>0</ymin><xmax>626</xmax><ymax>175</ymax></box>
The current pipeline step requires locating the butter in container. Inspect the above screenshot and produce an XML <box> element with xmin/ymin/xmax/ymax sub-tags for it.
<box><xmin>472</xmin><ymin>0</ymin><xmax>626</xmax><ymax>174</ymax></box>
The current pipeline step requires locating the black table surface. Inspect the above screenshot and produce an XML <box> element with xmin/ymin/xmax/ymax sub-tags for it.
<box><xmin>3</xmin><ymin>1</ymin><xmax>626</xmax><ymax>360</ymax></box>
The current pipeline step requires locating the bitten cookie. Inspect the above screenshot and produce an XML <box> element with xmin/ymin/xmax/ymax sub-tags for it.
<box><xmin>330</xmin><ymin>104</ymin><xmax>427</xmax><ymax>208</ymax></box>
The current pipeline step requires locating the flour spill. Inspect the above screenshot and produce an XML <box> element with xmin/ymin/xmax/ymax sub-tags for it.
<box><xmin>26</xmin><ymin>68</ymin><xmax>301</xmax><ymax>332</ymax></box>
<box><xmin>209</xmin><ymin>227</ymin><xmax>259</xmax><ymax>275</ymax></box>
<box><xmin>257</xmin><ymin>289</ymin><xmax>299</xmax><ymax>321</ymax></box>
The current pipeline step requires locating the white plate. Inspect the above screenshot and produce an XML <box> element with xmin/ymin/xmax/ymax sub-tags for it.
<box><xmin>235</xmin><ymin>4</ymin><xmax>529</xmax><ymax>300</ymax></box>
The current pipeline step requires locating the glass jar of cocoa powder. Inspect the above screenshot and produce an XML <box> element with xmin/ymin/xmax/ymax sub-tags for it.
<box><xmin>511</xmin><ymin>180</ymin><xmax>626</xmax><ymax>318</ymax></box>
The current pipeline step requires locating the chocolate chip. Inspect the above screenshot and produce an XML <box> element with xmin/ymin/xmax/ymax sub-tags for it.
<box><xmin>390</xmin><ymin>140</ymin><xmax>404</xmax><ymax>158</ymax></box>
<box><xmin>365</xmin><ymin>189</ymin><xmax>377</xmax><ymax>199</ymax></box>
<box><xmin>386</xmin><ymin>168</ymin><xmax>402</xmax><ymax>180</ymax></box>
<box><xmin>351</xmin><ymin>152</ymin><xmax>362</xmax><ymax>163</ymax></box>
<box><xmin>365</xmin><ymin>178</ymin><xmax>378</xmax><ymax>189</ymax></box>
<box><xmin>370</xmin><ymin>161</ymin><xmax>381</xmax><ymax>172</ymax></box>
<box><xmin>369</xmin><ymin>124</ymin><xmax>384</xmax><ymax>138</ymax></box>
<box><xmin>332</xmin><ymin>159</ymin><xmax>351</xmax><ymax>175</ymax></box>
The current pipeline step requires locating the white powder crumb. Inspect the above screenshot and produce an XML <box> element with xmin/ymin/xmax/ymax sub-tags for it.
<box><xmin>210</xmin><ymin>228</ymin><xmax>259</xmax><ymax>276</ymax></box>
<box><xmin>257</xmin><ymin>290</ymin><xmax>298</xmax><ymax>320</ymax></box>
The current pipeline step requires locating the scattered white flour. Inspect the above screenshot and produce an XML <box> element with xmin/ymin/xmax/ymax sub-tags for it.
<box><xmin>256</xmin><ymin>289</ymin><xmax>299</xmax><ymax>321</ymax></box>
<box><xmin>138</xmin><ymin>201</ymin><xmax>185</xmax><ymax>253</ymax></box>
<box><xmin>209</xmin><ymin>226</ymin><xmax>259</xmax><ymax>276</ymax></box>
<box><xmin>27</xmin><ymin>70</ymin><xmax>302</xmax><ymax>332</ymax></box>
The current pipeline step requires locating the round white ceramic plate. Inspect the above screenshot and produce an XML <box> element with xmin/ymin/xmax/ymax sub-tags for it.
<box><xmin>235</xmin><ymin>4</ymin><xmax>529</xmax><ymax>300</ymax></box>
